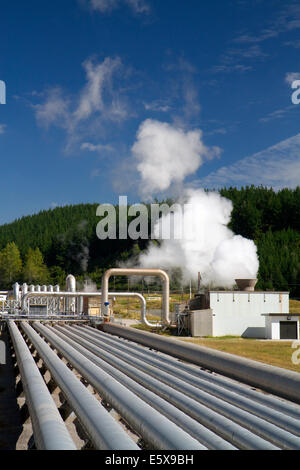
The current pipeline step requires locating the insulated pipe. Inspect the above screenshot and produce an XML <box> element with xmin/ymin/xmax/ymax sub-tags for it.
<box><xmin>21</xmin><ymin>291</ymin><xmax>156</xmax><ymax>326</ymax></box>
<box><xmin>33</xmin><ymin>322</ymin><xmax>203</xmax><ymax>450</ymax></box>
<box><xmin>78</xmin><ymin>327</ymin><xmax>300</xmax><ymax>442</ymax></box>
<box><xmin>84</xmin><ymin>326</ymin><xmax>300</xmax><ymax>421</ymax></box>
<box><xmin>20</xmin><ymin>321</ymin><xmax>139</xmax><ymax>450</ymax></box>
<box><xmin>60</xmin><ymin>327</ymin><xmax>298</xmax><ymax>450</ymax></box>
<box><xmin>101</xmin><ymin>268</ymin><xmax>170</xmax><ymax>324</ymax></box>
<box><xmin>13</xmin><ymin>283</ymin><xmax>20</xmax><ymax>301</ymax></box>
<box><xmin>66</xmin><ymin>275</ymin><xmax>76</xmax><ymax>313</ymax></box>
<box><xmin>22</xmin><ymin>283</ymin><xmax>28</xmax><ymax>296</ymax></box>
<box><xmin>101</xmin><ymin>324</ymin><xmax>300</xmax><ymax>406</ymax></box>
<box><xmin>51</xmin><ymin>326</ymin><xmax>219</xmax><ymax>449</ymax></box>
<box><xmin>108</xmin><ymin>292</ymin><xmax>161</xmax><ymax>328</ymax></box>
<box><xmin>55</xmin><ymin>325</ymin><xmax>273</xmax><ymax>450</ymax></box>
<box><xmin>8</xmin><ymin>321</ymin><xmax>76</xmax><ymax>450</ymax></box>
<box><xmin>66</xmin><ymin>274</ymin><xmax>76</xmax><ymax>292</ymax></box>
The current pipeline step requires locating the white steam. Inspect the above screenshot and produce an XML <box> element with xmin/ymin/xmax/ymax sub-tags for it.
<box><xmin>138</xmin><ymin>189</ymin><xmax>259</xmax><ymax>287</ymax></box>
<box><xmin>132</xmin><ymin>119</ymin><xmax>221</xmax><ymax>197</ymax></box>
<box><xmin>131</xmin><ymin>120</ymin><xmax>259</xmax><ymax>287</ymax></box>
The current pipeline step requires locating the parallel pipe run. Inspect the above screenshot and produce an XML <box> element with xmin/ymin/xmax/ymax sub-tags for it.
<box><xmin>19</xmin><ymin>321</ymin><xmax>139</xmax><ymax>450</ymax></box>
<box><xmin>21</xmin><ymin>291</ymin><xmax>157</xmax><ymax>327</ymax></box>
<box><xmin>54</xmin><ymin>324</ymin><xmax>278</xmax><ymax>450</ymax></box>
<box><xmin>52</xmin><ymin>325</ymin><xmax>232</xmax><ymax>450</ymax></box>
<box><xmin>56</xmin><ymin>326</ymin><xmax>296</xmax><ymax>450</ymax></box>
<box><xmin>33</xmin><ymin>322</ymin><xmax>203</xmax><ymax>450</ymax></box>
<box><xmin>82</xmin><ymin>326</ymin><xmax>300</xmax><ymax>421</ymax></box>
<box><xmin>76</xmin><ymin>326</ymin><xmax>300</xmax><ymax>438</ymax></box>
<box><xmin>101</xmin><ymin>323</ymin><xmax>300</xmax><ymax>406</ymax></box>
<box><xmin>8</xmin><ymin>321</ymin><xmax>76</xmax><ymax>450</ymax></box>
<box><xmin>101</xmin><ymin>268</ymin><xmax>170</xmax><ymax>325</ymax></box>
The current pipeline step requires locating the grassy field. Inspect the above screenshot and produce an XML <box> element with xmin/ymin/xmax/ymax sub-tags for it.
<box><xmin>119</xmin><ymin>297</ymin><xmax>300</xmax><ymax>373</ymax></box>
<box><xmin>179</xmin><ymin>337</ymin><xmax>300</xmax><ymax>373</ymax></box>
<box><xmin>112</xmin><ymin>292</ymin><xmax>189</xmax><ymax>320</ymax></box>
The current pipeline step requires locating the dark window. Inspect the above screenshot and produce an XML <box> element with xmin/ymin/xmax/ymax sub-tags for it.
<box><xmin>280</xmin><ymin>321</ymin><xmax>298</xmax><ymax>340</ymax></box>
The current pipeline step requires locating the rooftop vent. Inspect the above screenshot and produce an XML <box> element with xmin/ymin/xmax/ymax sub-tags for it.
<box><xmin>235</xmin><ymin>278</ymin><xmax>257</xmax><ymax>292</ymax></box>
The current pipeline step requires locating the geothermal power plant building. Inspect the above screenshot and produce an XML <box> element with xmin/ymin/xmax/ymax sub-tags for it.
<box><xmin>188</xmin><ymin>279</ymin><xmax>297</xmax><ymax>340</ymax></box>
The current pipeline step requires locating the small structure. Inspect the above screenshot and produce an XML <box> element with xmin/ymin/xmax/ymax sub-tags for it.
<box><xmin>83</xmin><ymin>296</ymin><xmax>101</xmax><ymax>317</ymax></box>
<box><xmin>187</xmin><ymin>279</ymin><xmax>290</xmax><ymax>338</ymax></box>
<box><xmin>263</xmin><ymin>314</ymin><xmax>299</xmax><ymax>340</ymax></box>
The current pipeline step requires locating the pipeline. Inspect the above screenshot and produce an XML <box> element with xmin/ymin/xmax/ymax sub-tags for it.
<box><xmin>20</xmin><ymin>291</ymin><xmax>159</xmax><ymax>327</ymax></box>
<box><xmin>52</xmin><ymin>324</ymin><xmax>235</xmax><ymax>450</ymax></box>
<box><xmin>33</xmin><ymin>321</ymin><xmax>204</xmax><ymax>450</ymax></box>
<box><xmin>101</xmin><ymin>268</ymin><xmax>170</xmax><ymax>324</ymax></box>
<box><xmin>73</xmin><ymin>326</ymin><xmax>300</xmax><ymax>437</ymax></box>
<box><xmin>52</xmin><ymin>325</ymin><xmax>300</xmax><ymax>450</ymax></box>
<box><xmin>81</xmin><ymin>325</ymin><xmax>300</xmax><ymax>420</ymax></box>
<box><xmin>101</xmin><ymin>323</ymin><xmax>300</xmax><ymax>405</ymax></box>
<box><xmin>51</xmin><ymin>324</ymin><xmax>285</xmax><ymax>450</ymax></box>
<box><xmin>19</xmin><ymin>321</ymin><xmax>139</xmax><ymax>450</ymax></box>
<box><xmin>8</xmin><ymin>320</ymin><xmax>76</xmax><ymax>450</ymax></box>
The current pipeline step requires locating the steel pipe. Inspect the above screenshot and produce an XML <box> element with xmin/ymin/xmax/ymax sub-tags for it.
<box><xmin>83</xmin><ymin>326</ymin><xmax>300</xmax><ymax>421</ymax></box>
<box><xmin>19</xmin><ymin>321</ymin><xmax>139</xmax><ymax>450</ymax></box>
<box><xmin>52</xmin><ymin>324</ymin><xmax>234</xmax><ymax>450</ymax></box>
<box><xmin>77</xmin><ymin>326</ymin><xmax>300</xmax><ymax>437</ymax></box>
<box><xmin>101</xmin><ymin>323</ymin><xmax>300</xmax><ymax>405</ymax></box>
<box><xmin>8</xmin><ymin>320</ymin><xmax>76</xmax><ymax>450</ymax></box>
<box><xmin>33</xmin><ymin>322</ymin><xmax>203</xmax><ymax>450</ymax></box>
<box><xmin>108</xmin><ymin>292</ymin><xmax>162</xmax><ymax>328</ymax></box>
<box><xmin>56</xmin><ymin>326</ymin><xmax>297</xmax><ymax>450</ymax></box>
<box><xmin>101</xmin><ymin>268</ymin><xmax>170</xmax><ymax>324</ymax></box>
<box><xmin>50</xmin><ymin>324</ymin><xmax>279</xmax><ymax>450</ymax></box>
<box><xmin>21</xmin><ymin>290</ymin><xmax>159</xmax><ymax>327</ymax></box>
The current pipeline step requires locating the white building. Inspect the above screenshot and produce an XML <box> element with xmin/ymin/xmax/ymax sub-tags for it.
<box><xmin>189</xmin><ymin>290</ymin><xmax>292</xmax><ymax>339</ymax></box>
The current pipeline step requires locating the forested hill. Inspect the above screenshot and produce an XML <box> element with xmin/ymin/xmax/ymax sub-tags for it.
<box><xmin>0</xmin><ymin>186</ymin><xmax>299</xmax><ymax>296</ymax></box>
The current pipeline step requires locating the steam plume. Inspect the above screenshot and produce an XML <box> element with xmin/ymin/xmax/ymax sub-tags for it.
<box><xmin>131</xmin><ymin>120</ymin><xmax>259</xmax><ymax>287</ymax></box>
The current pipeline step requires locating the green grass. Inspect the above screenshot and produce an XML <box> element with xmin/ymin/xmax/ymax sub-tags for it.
<box><xmin>126</xmin><ymin>299</ymin><xmax>300</xmax><ymax>373</ymax></box>
<box><xmin>179</xmin><ymin>337</ymin><xmax>300</xmax><ymax>373</ymax></box>
<box><xmin>290</xmin><ymin>299</ymin><xmax>300</xmax><ymax>314</ymax></box>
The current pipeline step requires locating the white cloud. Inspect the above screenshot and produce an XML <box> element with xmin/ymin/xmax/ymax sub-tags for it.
<box><xmin>210</xmin><ymin>64</ymin><xmax>253</xmax><ymax>74</ymax></box>
<box><xmin>234</xmin><ymin>4</ymin><xmax>300</xmax><ymax>44</ymax></box>
<box><xmin>34</xmin><ymin>56</ymin><xmax>127</xmax><ymax>150</ymax></box>
<box><xmin>35</xmin><ymin>87</ymin><xmax>70</xmax><ymax>130</ymax></box>
<box><xmin>285</xmin><ymin>72</ymin><xmax>300</xmax><ymax>86</ymax></box>
<box><xmin>195</xmin><ymin>133</ymin><xmax>300</xmax><ymax>190</ymax></box>
<box><xmin>86</xmin><ymin>0</ymin><xmax>149</xmax><ymax>14</ymax></box>
<box><xmin>74</xmin><ymin>57</ymin><xmax>123</xmax><ymax>122</ymax></box>
<box><xmin>131</xmin><ymin>119</ymin><xmax>221</xmax><ymax>197</ymax></box>
<box><xmin>0</xmin><ymin>124</ymin><xmax>6</xmax><ymax>134</ymax></box>
<box><xmin>143</xmin><ymin>100</ymin><xmax>171</xmax><ymax>113</ymax></box>
<box><xmin>259</xmin><ymin>105</ymin><xmax>295</xmax><ymax>123</ymax></box>
<box><xmin>81</xmin><ymin>142</ymin><xmax>114</xmax><ymax>152</ymax></box>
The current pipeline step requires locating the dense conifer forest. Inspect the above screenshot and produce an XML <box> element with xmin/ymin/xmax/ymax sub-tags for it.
<box><xmin>0</xmin><ymin>186</ymin><xmax>299</xmax><ymax>296</ymax></box>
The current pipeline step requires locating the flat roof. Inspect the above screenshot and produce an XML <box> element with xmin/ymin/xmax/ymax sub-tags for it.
<box><xmin>209</xmin><ymin>291</ymin><xmax>289</xmax><ymax>294</ymax></box>
<box><xmin>261</xmin><ymin>313</ymin><xmax>299</xmax><ymax>317</ymax></box>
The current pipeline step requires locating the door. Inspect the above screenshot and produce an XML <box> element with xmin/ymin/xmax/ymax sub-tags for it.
<box><xmin>280</xmin><ymin>321</ymin><xmax>298</xmax><ymax>340</ymax></box>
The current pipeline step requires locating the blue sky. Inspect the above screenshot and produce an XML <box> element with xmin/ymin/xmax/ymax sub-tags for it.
<box><xmin>0</xmin><ymin>0</ymin><xmax>300</xmax><ymax>224</ymax></box>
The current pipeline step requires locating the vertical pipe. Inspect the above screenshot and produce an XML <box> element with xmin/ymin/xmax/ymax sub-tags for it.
<box><xmin>101</xmin><ymin>269</ymin><xmax>170</xmax><ymax>324</ymax></box>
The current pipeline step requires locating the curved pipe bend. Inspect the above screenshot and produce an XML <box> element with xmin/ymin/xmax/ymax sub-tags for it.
<box><xmin>101</xmin><ymin>268</ymin><xmax>170</xmax><ymax>325</ymax></box>
<box><xmin>21</xmin><ymin>290</ymin><xmax>162</xmax><ymax>328</ymax></box>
